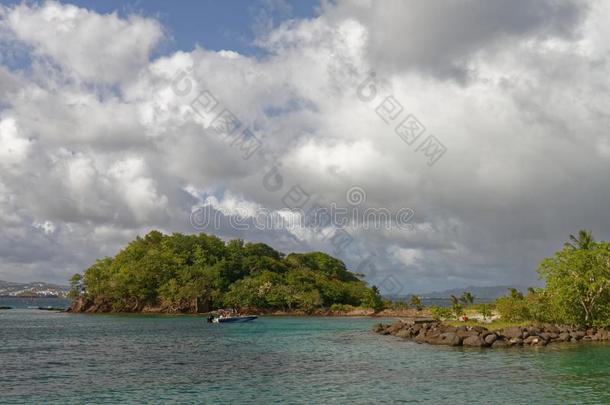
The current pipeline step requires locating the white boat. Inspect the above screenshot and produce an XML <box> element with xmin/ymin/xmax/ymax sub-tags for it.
<box><xmin>211</xmin><ymin>315</ymin><xmax>258</xmax><ymax>323</ymax></box>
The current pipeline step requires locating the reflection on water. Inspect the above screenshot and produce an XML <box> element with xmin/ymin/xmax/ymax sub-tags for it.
<box><xmin>0</xmin><ymin>308</ymin><xmax>609</xmax><ymax>404</ymax></box>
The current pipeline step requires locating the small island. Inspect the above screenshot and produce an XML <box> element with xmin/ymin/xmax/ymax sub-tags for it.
<box><xmin>68</xmin><ymin>230</ymin><xmax>384</xmax><ymax>314</ymax></box>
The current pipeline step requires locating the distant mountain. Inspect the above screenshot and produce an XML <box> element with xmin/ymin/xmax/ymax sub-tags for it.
<box><xmin>419</xmin><ymin>285</ymin><xmax>529</xmax><ymax>300</ymax></box>
<box><xmin>0</xmin><ymin>280</ymin><xmax>69</xmax><ymax>297</ymax></box>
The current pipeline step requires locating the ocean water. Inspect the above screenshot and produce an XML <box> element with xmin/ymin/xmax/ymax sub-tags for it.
<box><xmin>1</xmin><ymin>308</ymin><xmax>610</xmax><ymax>404</ymax></box>
<box><xmin>0</xmin><ymin>297</ymin><xmax>71</xmax><ymax>309</ymax></box>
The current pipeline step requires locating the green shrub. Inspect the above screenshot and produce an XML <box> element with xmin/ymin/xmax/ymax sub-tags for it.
<box><xmin>430</xmin><ymin>305</ymin><xmax>452</xmax><ymax>321</ymax></box>
<box><xmin>539</xmin><ymin>240</ymin><xmax>610</xmax><ymax>327</ymax></box>
<box><xmin>452</xmin><ymin>303</ymin><xmax>464</xmax><ymax>319</ymax></box>
<box><xmin>524</xmin><ymin>288</ymin><xmax>554</xmax><ymax>323</ymax></box>
<box><xmin>495</xmin><ymin>296</ymin><xmax>530</xmax><ymax>321</ymax></box>
<box><xmin>330</xmin><ymin>303</ymin><xmax>355</xmax><ymax>312</ymax></box>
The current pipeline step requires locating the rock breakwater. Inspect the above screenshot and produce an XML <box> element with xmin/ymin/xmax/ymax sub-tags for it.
<box><xmin>374</xmin><ymin>319</ymin><xmax>610</xmax><ymax>348</ymax></box>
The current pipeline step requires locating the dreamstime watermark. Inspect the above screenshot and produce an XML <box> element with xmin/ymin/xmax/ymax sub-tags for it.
<box><xmin>357</xmin><ymin>72</ymin><xmax>447</xmax><ymax>166</ymax></box>
<box><xmin>169</xmin><ymin>66</ymin><xmax>414</xmax><ymax>291</ymax></box>
<box><xmin>190</xmin><ymin>184</ymin><xmax>414</xmax><ymax>259</ymax></box>
<box><xmin>170</xmin><ymin>67</ymin><xmax>357</xmax><ymax>255</ymax></box>
<box><xmin>190</xmin><ymin>200</ymin><xmax>415</xmax><ymax>232</ymax></box>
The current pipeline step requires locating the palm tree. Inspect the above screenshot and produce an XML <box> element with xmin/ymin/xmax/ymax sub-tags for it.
<box><xmin>450</xmin><ymin>295</ymin><xmax>463</xmax><ymax>319</ymax></box>
<box><xmin>565</xmin><ymin>230</ymin><xmax>595</xmax><ymax>250</ymax></box>
<box><xmin>460</xmin><ymin>291</ymin><xmax>475</xmax><ymax>306</ymax></box>
<box><xmin>409</xmin><ymin>295</ymin><xmax>423</xmax><ymax>311</ymax></box>
<box><xmin>508</xmin><ymin>288</ymin><xmax>524</xmax><ymax>300</ymax></box>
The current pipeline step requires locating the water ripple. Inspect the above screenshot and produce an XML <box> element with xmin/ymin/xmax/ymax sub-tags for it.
<box><xmin>1</xmin><ymin>311</ymin><xmax>609</xmax><ymax>404</ymax></box>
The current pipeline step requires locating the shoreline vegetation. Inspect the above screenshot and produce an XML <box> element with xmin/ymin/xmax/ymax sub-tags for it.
<box><xmin>68</xmin><ymin>295</ymin><xmax>431</xmax><ymax>317</ymax></box>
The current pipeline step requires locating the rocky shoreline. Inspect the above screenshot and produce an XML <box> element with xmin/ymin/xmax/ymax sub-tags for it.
<box><xmin>67</xmin><ymin>296</ymin><xmax>429</xmax><ymax>317</ymax></box>
<box><xmin>374</xmin><ymin>319</ymin><xmax>610</xmax><ymax>348</ymax></box>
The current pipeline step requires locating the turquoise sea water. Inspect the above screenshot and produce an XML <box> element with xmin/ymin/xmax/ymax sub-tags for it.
<box><xmin>1</xmin><ymin>307</ymin><xmax>610</xmax><ymax>404</ymax></box>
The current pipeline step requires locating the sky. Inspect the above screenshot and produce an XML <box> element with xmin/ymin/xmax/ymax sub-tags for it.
<box><xmin>0</xmin><ymin>0</ymin><xmax>609</xmax><ymax>294</ymax></box>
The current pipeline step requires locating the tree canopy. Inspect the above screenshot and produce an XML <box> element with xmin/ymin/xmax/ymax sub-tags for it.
<box><xmin>539</xmin><ymin>239</ymin><xmax>610</xmax><ymax>326</ymax></box>
<box><xmin>70</xmin><ymin>231</ymin><xmax>381</xmax><ymax>313</ymax></box>
<box><xmin>494</xmin><ymin>230</ymin><xmax>610</xmax><ymax>327</ymax></box>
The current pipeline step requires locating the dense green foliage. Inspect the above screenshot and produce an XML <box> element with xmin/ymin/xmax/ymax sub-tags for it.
<box><xmin>70</xmin><ymin>231</ymin><xmax>381</xmax><ymax>313</ymax></box>
<box><xmin>494</xmin><ymin>230</ymin><xmax>610</xmax><ymax>327</ymax></box>
<box><xmin>430</xmin><ymin>305</ymin><xmax>452</xmax><ymax>321</ymax></box>
<box><xmin>539</xmin><ymin>240</ymin><xmax>610</xmax><ymax>326</ymax></box>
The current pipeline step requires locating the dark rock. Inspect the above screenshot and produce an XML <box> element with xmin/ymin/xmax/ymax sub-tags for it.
<box><xmin>492</xmin><ymin>339</ymin><xmax>508</xmax><ymax>348</ymax></box>
<box><xmin>480</xmin><ymin>330</ymin><xmax>495</xmax><ymax>338</ymax></box>
<box><xmin>596</xmin><ymin>330</ymin><xmax>610</xmax><ymax>341</ymax></box>
<box><xmin>376</xmin><ymin>322</ymin><xmax>608</xmax><ymax>349</ymax></box>
<box><xmin>373</xmin><ymin>323</ymin><xmax>385</xmax><ymax>333</ymax></box>
<box><xmin>463</xmin><ymin>335</ymin><xmax>487</xmax><ymax>347</ymax></box>
<box><xmin>67</xmin><ymin>296</ymin><xmax>92</xmax><ymax>313</ymax></box>
<box><xmin>438</xmin><ymin>332</ymin><xmax>462</xmax><ymax>346</ymax></box>
<box><xmin>527</xmin><ymin>327</ymin><xmax>541</xmax><ymax>335</ymax></box>
<box><xmin>503</xmin><ymin>326</ymin><xmax>524</xmax><ymax>339</ymax></box>
<box><xmin>388</xmin><ymin>322</ymin><xmax>404</xmax><ymax>334</ymax></box>
<box><xmin>538</xmin><ymin>333</ymin><xmax>552</xmax><ymax>341</ymax></box>
<box><xmin>440</xmin><ymin>325</ymin><xmax>458</xmax><ymax>333</ymax></box>
<box><xmin>484</xmin><ymin>333</ymin><xmax>497</xmax><ymax>345</ymax></box>
<box><xmin>456</xmin><ymin>330</ymin><xmax>479</xmax><ymax>339</ymax></box>
<box><xmin>508</xmin><ymin>337</ymin><xmax>523</xmax><ymax>346</ymax></box>
<box><xmin>426</xmin><ymin>331</ymin><xmax>442</xmax><ymax>341</ymax></box>
<box><xmin>395</xmin><ymin>329</ymin><xmax>411</xmax><ymax>338</ymax></box>
<box><xmin>524</xmin><ymin>335</ymin><xmax>541</xmax><ymax>345</ymax></box>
